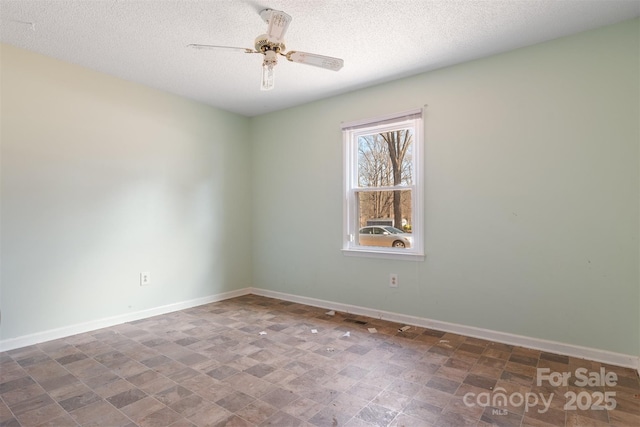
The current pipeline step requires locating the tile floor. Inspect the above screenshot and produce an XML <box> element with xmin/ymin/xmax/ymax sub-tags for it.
<box><xmin>1</xmin><ymin>294</ymin><xmax>638</xmax><ymax>427</ymax></box>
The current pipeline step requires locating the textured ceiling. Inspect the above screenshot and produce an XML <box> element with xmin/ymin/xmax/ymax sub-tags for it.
<box><xmin>1</xmin><ymin>0</ymin><xmax>639</xmax><ymax>117</ymax></box>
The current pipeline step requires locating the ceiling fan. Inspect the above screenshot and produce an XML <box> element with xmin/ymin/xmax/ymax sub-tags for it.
<box><xmin>188</xmin><ymin>9</ymin><xmax>344</xmax><ymax>91</ymax></box>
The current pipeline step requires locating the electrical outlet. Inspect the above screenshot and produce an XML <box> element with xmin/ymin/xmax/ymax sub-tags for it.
<box><xmin>389</xmin><ymin>273</ymin><xmax>398</xmax><ymax>288</ymax></box>
<box><xmin>140</xmin><ymin>272</ymin><xmax>151</xmax><ymax>286</ymax></box>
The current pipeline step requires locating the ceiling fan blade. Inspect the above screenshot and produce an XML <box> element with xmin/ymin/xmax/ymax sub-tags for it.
<box><xmin>264</xmin><ymin>9</ymin><xmax>292</xmax><ymax>42</ymax></box>
<box><xmin>285</xmin><ymin>51</ymin><xmax>344</xmax><ymax>71</ymax></box>
<box><xmin>187</xmin><ymin>44</ymin><xmax>256</xmax><ymax>54</ymax></box>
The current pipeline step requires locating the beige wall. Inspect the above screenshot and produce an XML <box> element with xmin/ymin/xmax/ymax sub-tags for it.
<box><xmin>1</xmin><ymin>44</ymin><xmax>252</xmax><ymax>340</ymax></box>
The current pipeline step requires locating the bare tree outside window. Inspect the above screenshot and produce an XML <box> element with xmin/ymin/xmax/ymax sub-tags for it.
<box><xmin>357</xmin><ymin>129</ymin><xmax>413</xmax><ymax>231</ymax></box>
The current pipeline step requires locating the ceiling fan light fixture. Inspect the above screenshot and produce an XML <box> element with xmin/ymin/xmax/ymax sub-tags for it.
<box><xmin>261</xmin><ymin>50</ymin><xmax>278</xmax><ymax>91</ymax></box>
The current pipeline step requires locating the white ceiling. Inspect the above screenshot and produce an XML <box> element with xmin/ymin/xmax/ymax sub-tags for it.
<box><xmin>1</xmin><ymin>0</ymin><xmax>638</xmax><ymax>117</ymax></box>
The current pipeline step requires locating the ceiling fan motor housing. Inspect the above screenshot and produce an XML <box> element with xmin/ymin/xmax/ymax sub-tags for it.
<box><xmin>255</xmin><ymin>34</ymin><xmax>285</xmax><ymax>54</ymax></box>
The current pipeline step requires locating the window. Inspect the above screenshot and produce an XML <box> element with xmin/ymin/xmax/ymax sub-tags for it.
<box><xmin>342</xmin><ymin>109</ymin><xmax>424</xmax><ymax>260</ymax></box>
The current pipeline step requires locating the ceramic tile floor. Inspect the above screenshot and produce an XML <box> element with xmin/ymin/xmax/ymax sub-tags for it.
<box><xmin>1</xmin><ymin>294</ymin><xmax>638</xmax><ymax>427</ymax></box>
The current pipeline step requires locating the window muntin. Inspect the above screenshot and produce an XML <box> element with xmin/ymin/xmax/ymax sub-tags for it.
<box><xmin>343</xmin><ymin>109</ymin><xmax>424</xmax><ymax>259</ymax></box>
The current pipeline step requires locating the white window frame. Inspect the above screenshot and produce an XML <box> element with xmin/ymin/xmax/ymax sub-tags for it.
<box><xmin>342</xmin><ymin>109</ymin><xmax>425</xmax><ymax>261</ymax></box>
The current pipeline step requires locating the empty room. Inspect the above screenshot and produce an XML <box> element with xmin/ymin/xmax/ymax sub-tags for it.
<box><xmin>1</xmin><ymin>1</ymin><xmax>639</xmax><ymax>426</ymax></box>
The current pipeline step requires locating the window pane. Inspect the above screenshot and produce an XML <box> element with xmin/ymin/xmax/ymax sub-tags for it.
<box><xmin>357</xmin><ymin>129</ymin><xmax>414</xmax><ymax>188</ymax></box>
<box><xmin>357</xmin><ymin>190</ymin><xmax>412</xmax><ymax>248</ymax></box>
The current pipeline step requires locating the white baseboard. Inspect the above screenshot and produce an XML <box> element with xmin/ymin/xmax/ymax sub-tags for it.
<box><xmin>3</xmin><ymin>286</ymin><xmax>638</xmax><ymax>375</ymax></box>
<box><xmin>249</xmin><ymin>287</ymin><xmax>640</xmax><ymax>372</ymax></box>
<box><xmin>0</xmin><ymin>288</ymin><xmax>252</xmax><ymax>352</ymax></box>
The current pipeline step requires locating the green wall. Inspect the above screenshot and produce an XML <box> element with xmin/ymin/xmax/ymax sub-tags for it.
<box><xmin>250</xmin><ymin>19</ymin><xmax>640</xmax><ymax>356</ymax></box>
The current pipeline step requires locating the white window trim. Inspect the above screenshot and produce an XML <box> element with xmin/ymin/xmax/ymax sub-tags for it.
<box><xmin>342</xmin><ymin>109</ymin><xmax>425</xmax><ymax>261</ymax></box>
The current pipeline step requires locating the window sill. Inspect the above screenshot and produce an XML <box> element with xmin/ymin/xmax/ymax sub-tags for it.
<box><xmin>341</xmin><ymin>248</ymin><xmax>425</xmax><ymax>261</ymax></box>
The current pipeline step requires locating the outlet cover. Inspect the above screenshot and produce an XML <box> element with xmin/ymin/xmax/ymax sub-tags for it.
<box><xmin>140</xmin><ymin>272</ymin><xmax>151</xmax><ymax>286</ymax></box>
<box><xmin>389</xmin><ymin>273</ymin><xmax>398</xmax><ymax>288</ymax></box>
